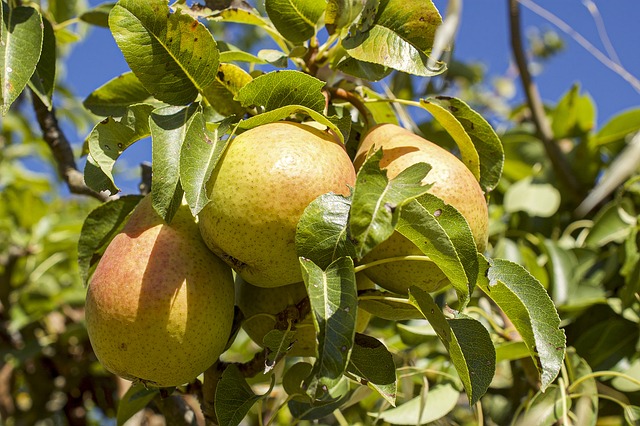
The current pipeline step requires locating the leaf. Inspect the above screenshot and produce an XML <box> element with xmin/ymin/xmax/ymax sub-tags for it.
<box><xmin>325</xmin><ymin>0</ymin><xmax>365</xmax><ymax>34</ymax></box>
<box><xmin>237</xmin><ymin>106</ymin><xmax>344</xmax><ymax>143</ymax></box>
<box><xmin>336</xmin><ymin>55</ymin><xmax>391</xmax><ymax>82</ymax></box>
<box><xmin>420</xmin><ymin>96</ymin><xmax>504</xmax><ymax>192</ymax></box>
<box><xmin>84</xmin><ymin>103</ymin><xmax>154</xmax><ymax>194</ymax></box>
<box><xmin>283</xmin><ymin>362</ymin><xmax>314</xmax><ymax>399</ymax></box>
<box><xmin>374</xmin><ymin>0</ymin><xmax>441</xmax><ymax>52</ymax></box>
<box><xmin>27</xmin><ymin>16</ymin><xmax>56</xmax><ymax>109</ymax></box>
<box><xmin>116</xmin><ymin>382</ymin><xmax>160</xmax><ymax>426</ymax></box>
<box><xmin>83</xmin><ymin>72</ymin><xmax>152</xmax><ymax>117</ymax></box>
<box><xmin>263</xmin><ymin>328</ymin><xmax>298</xmax><ymax>368</ymax></box>
<box><xmin>109</xmin><ymin>0</ymin><xmax>220</xmax><ymax>105</ymax></box>
<box><xmin>503</xmin><ymin>176</ymin><xmax>561</xmax><ymax>217</ymax></box>
<box><xmin>77</xmin><ymin>195</ymin><xmax>143</xmax><ymax>285</ymax></box>
<box><xmin>564</xmin><ymin>347</ymin><xmax>598</xmax><ymax>424</ymax></box>
<box><xmin>296</xmin><ymin>192</ymin><xmax>355</xmax><ymax>270</ymax></box>
<box><xmin>207</xmin><ymin>7</ymin><xmax>285</xmax><ymax>49</ymax></box>
<box><xmin>476</xmin><ymin>256</ymin><xmax>566</xmax><ymax>391</ymax></box>
<box><xmin>215</xmin><ymin>364</ymin><xmax>274</xmax><ymax>426</ymax></box>
<box><xmin>595</xmin><ymin>108</ymin><xmax>640</xmax><ymax>146</ymax></box>
<box><xmin>409</xmin><ymin>287</ymin><xmax>495</xmax><ymax>406</ymax></box>
<box><xmin>300</xmin><ymin>257</ymin><xmax>358</xmax><ymax>399</ymax></box>
<box><xmin>551</xmin><ymin>84</ymin><xmax>595</xmax><ymax>139</ymax></box>
<box><xmin>350</xmin><ymin>149</ymin><xmax>432</xmax><ymax>259</ymax></box>
<box><xmin>149</xmin><ymin>104</ymin><xmax>200</xmax><ymax>222</ymax></box>
<box><xmin>80</xmin><ymin>2</ymin><xmax>116</xmax><ymax>27</ymax></box>
<box><xmin>358</xmin><ymin>290</ymin><xmax>423</xmax><ymax>320</ymax></box>
<box><xmin>541</xmin><ymin>239</ymin><xmax>578</xmax><ymax>306</ymax></box>
<box><xmin>356</xmin><ymin>85</ymin><xmax>398</xmax><ymax>124</ymax></box>
<box><xmin>372</xmin><ymin>382</ymin><xmax>459</xmax><ymax>425</ymax></box>
<box><xmin>515</xmin><ymin>385</ymin><xmax>570</xmax><ymax>426</ymax></box>
<box><xmin>235</xmin><ymin>70</ymin><xmax>325</xmax><ymax>113</ymax></box>
<box><xmin>347</xmin><ymin>333</ymin><xmax>397</xmax><ymax>405</ymax></box>
<box><xmin>288</xmin><ymin>388</ymin><xmax>352</xmax><ymax>420</ymax></box>
<box><xmin>180</xmin><ymin>114</ymin><xmax>231</xmax><ymax>216</ymax></box>
<box><xmin>265</xmin><ymin>0</ymin><xmax>325</xmax><ymax>43</ymax></box>
<box><xmin>204</xmin><ymin>62</ymin><xmax>253</xmax><ymax>116</ymax></box>
<box><xmin>342</xmin><ymin>25</ymin><xmax>443</xmax><ymax>77</ymax></box>
<box><xmin>396</xmin><ymin>193</ymin><xmax>479</xmax><ymax>306</ymax></box>
<box><xmin>1</xmin><ymin>4</ymin><xmax>43</xmax><ymax>115</ymax></box>
<box><xmin>48</xmin><ymin>0</ymin><xmax>80</xmax><ymax>24</ymax></box>
<box><xmin>584</xmin><ymin>198</ymin><xmax>635</xmax><ymax>247</ymax></box>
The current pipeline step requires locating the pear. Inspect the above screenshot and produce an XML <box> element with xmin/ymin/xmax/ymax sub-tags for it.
<box><xmin>85</xmin><ymin>196</ymin><xmax>235</xmax><ymax>387</ymax></box>
<box><xmin>353</xmin><ymin>124</ymin><xmax>489</xmax><ymax>294</ymax></box>
<box><xmin>198</xmin><ymin>121</ymin><xmax>356</xmax><ymax>288</ymax></box>
<box><xmin>237</xmin><ymin>273</ymin><xmax>374</xmax><ymax>357</ymax></box>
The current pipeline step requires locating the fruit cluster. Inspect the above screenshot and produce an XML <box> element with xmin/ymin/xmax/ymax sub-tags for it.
<box><xmin>85</xmin><ymin>121</ymin><xmax>488</xmax><ymax>387</ymax></box>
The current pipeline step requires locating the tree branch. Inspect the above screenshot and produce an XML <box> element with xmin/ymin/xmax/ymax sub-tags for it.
<box><xmin>326</xmin><ymin>87</ymin><xmax>376</xmax><ymax>129</ymax></box>
<box><xmin>508</xmin><ymin>0</ymin><xmax>584</xmax><ymax>201</ymax></box>
<box><xmin>30</xmin><ymin>94</ymin><xmax>110</xmax><ymax>202</ymax></box>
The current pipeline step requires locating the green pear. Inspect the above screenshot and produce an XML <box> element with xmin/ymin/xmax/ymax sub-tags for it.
<box><xmin>237</xmin><ymin>273</ymin><xmax>374</xmax><ymax>357</ymax></box>
<box><xmin>198</xmin><ymin>121</ymin><xmax>356</xmax><ymax>288</ymax></box>
<box><xmin>354</xmin><ymin>124</ymin><xmax>489</xmax><ymax>294</ymax></box>
<box><xmin>85</xmin><ymin>196</ymin><xmax>235</xmax><ymax>387</ymax></box>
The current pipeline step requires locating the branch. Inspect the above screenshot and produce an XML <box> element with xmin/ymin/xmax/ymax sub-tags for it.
<box><xmin>326</xmin><ymin>87</ymin><xmax>376</xmax><ymax>128</ymax></box>
<box><xmin>508</xmin><ymin>0</ymin><xmax>584</xmax><ymax>201</ymax></box>
<box><xmin>30</xmin><ymin>94</ymin><xmax>110</xmax><ymax>202</ymax></box>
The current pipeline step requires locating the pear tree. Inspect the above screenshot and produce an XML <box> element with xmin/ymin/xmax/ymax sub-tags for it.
<box><xmin>3</xmin><ymin>0</ymin><xmax>640</xmax><ymax>425</ymax></box>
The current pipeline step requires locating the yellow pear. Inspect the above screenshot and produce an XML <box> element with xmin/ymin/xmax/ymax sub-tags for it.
<box><xmin>353</xmin><ymin>124</ymin><xmax>489</xmax><ymax>294</ymax></box>
<box><xmin>198</xmin><ymin>121</ymin><xmax>356</xmax><ymax>288</ymax></box>
<box><xmin>237</xmin><ymin>273</ymin><xmax>374</xmax><ymax>357</ymax></box>
<box><xmin>85</xmin><ymin>197</ymin><xmax>235</xmax><ymax>387</ymax></box>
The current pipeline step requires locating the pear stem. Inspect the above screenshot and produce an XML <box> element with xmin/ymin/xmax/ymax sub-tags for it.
<box><xmin>354</xmin><ymin>255</ymin><xmax>433</xmax><ymax>273</ymax></box>
<box><xmin>326</xmin><ymin>87</ymin><xmax>377</xmax><ymax>129</ymax></box>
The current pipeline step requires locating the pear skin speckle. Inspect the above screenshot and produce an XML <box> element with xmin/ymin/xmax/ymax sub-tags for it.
<box><xmin>85</xmin><ymin>197</ymin><xmax>235</xmax><ymax>387</ymax></box>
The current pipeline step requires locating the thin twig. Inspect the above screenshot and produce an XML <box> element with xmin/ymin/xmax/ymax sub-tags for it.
<box><xmin>518</xmin><ymin>0</ymin><xmax>640</xmax><ymax>94</ymax></box>
<box><xmin>30</xmin><ymin>93</ymin><xmax>110</xmax><ymax>202</ymax></box>
<box><xmin>580</xmin><ymin>0</ymin><xmax>621</xmax><ymax>65</ymax></box>
<box><xmin>508</xmin><ymin>0</ymin><xmax>584</xmax><ymax>201</ymax></box>
<box><xmin>326</xmin><ymin>87</ymin><xmax>376</xmax><ymax>128</ymax></box>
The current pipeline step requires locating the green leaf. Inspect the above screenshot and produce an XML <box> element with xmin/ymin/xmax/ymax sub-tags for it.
<box><xmin>347</xmin><ymin>333</ymin><xmax>396</xmax><ymax>405</ymax></box>
<box><xmin>265</xmin><ymin>0</ymin><xmax>325</xmax><ymax>43</ymax></box>
<box><xmin>409</xmin><ymin>287</ymin><xmax>495</xmax><ymax>406</ymax></box>
<box><xmin>180</xmin><ymin>114</ymin><xmax>231</xmax><ymax>216</ymax></box>
<box><xmin>325</xmin><ymin>0</ymin><xmax>365</xmax><ymax>34</ymax></box>
<box><xmin>116</xmin><ymin>382</ymin><xmax>160</xmax><ymax>426</ymax></box>
<box><xmin>476</xmin><ymin>256</ymin><xmax>566</xmax><ymax>391</ymax></box>
<box><xmin>584</xmin><ymin>198</ymin><xmax>635</xmax><ymax>247</ymax></box>
<box><xmin>204</xmin><ymin>62</ymin><xmax>253</xmax><ymax>116</ymax></box>
<box><xmin>358</xmin><ymin>290</ymin><xmax>423</xmax><ymax>320</ymax></box>
<box><xmin>350</xmin><ymin>149</ymin><xmax>431</xmax><ymax>259</ymax></box>
<box><xmin>504</xmin><ymin>176</ymin><xmax>561</xmax><ymax>217</ymax></box>
<box><xmin>595</xmin><ymin>108</ymin><xmax>640</xmax><ymax>146</ymax></box>
<box><xmin>551</xmin><ymin>84</ymin><xmax>595</xmax><ymax>139</ymax></box>
<box><xmin>541</xmin><ymin>239</ymin><xmax>578</xmax><ymax>306</ymax></box>
<box><xmin>109</xmin><ymin>0</ymin><xmax>219</xmax><ymax>105</ymax></box>
<box><xmin>84</xmin><ymin>103</ymin><xmax>154</xmax><ymax>194</ymax></box>
<box><xmin>564</xmin><ymin>347</ymin><xmax>598</xmax><ymax>424</ymax></box>
<box><xmin>1</xmin><ymin>4</ymin><xmax>43</xmax><ymax>115</ymax></box>
<box><xmin>237</xmin><ymin>106</ymin><xmax>344</xmax><ymax>143</ymax></box>
<box><xmin>397</xmin><ymin>193</ymin><xmax>479</xmax><ymax>306</ymax></box>
<box><xmin>495</xmin><ymin>341</ymin><xmax>530</xmax><ymax>363</ymax></box>
<box><xmin>283</xmin><ymin>362</ymin><xmax>314</xmax><ymax>400</ymax></box>
<box><xmin>420</xmin><ymin>96</ymin><xmax>504</xmax><ymax>192</ymax></box>
<box><xmin>336</xmin><ymin>56</ymin><xmax>391</xmax><ymax>82</ymax></box>
<box><xmin>207</xmin><ymin>7</ymin><xmax>286</xmax><ymax>50</ymax></box>
<box><xmin>356</xmin><ymin>86</ymin><xmax>398</xmax><ymax>124</ymax></box>
<box><xmin>80</xmin><ymin>2</ymin><xmax>116</xmax><ymax>27</ymax></box>
<box><xmin>78</xmin><ymin>195</ymin><xmax>143</xmax><ymax>285</ymax></box>
<box><xmin>83</xmin><ymin>72</ymin><xmax>152</xmax><ymax>117</ymax></box>
<box><xmin>374</xmin><ymin>0</ymin><xmax>441</xmax><ymax>52</ymax></box>
<box><xmin>515</xmin><ymin>385</ymin><xmax>570</xmax><ymax>426</ymax></box>
<box><xmin>288</xmin><ymin>387</ymin><xmax>352</xmax><ymax>420</ymax></box>
<box><xmin>48</xmin><ymin>0</ymin><xmax>80</xmax><ymax>24</ymax></box>
<box><xmin>263</xmin><ymin>328</ymin><xmax>298</xmax><ymax>365</ymax></box>
<box><xmin>27</xmin><ymin>16</ymin><xmax>56</xmax><ymax>109</ymax></box>
<box><xmin>372</xmin><ymin>382</ymin><xmax>459</xmax><ymax>425</ymax></box>
<box><xmin>149</xmin><ymin>104</ymin><xmax>200</xmax><ymax>222</ymax></box>
<box><xmin>341</xmin><ymin>0</ymin><xmax>443</xmax><ymax>76</ymax></box>
<box><xmin>215</xmin><ymin>364</ymin><xmax>273</xmax><ymax>426</ymax></box>
<box><xmin>300</xmin><ymin>257</ymin><xmax>358</xmax><ymax>399</ymax></box>
<box><xmin>625</xmin><ymin>405</ymin><xmax>640</xmax><ymax>425</ymax></box>
<box><xmin>342</xmin><ymin>25</ymin><xmax>443</xmax><ymax>77</ymax></box>
<box><xmin>296</xmin><ymin>192</ymin><xmax>355</xmax><ymax>270</ymax></box>
<box><xmin>235</xmin><ymin>70</ymin><xmax>325</xmax><ymax>113</ymax></box>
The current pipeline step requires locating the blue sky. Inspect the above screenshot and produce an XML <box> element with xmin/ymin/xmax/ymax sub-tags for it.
<box><xmin>62</xmin><ymin>0</ymin><xmax>640</xmax><ymax>194</ymax></box>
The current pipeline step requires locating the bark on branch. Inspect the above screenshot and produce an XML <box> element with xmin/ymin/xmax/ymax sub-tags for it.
<box><xmin>508</xmin><ymin>0</ymin><xmax>583</xmax><ymax>201</ymax></box>
<box><xmin>30</xmin><ymin>94</ymin><xmax>110</xmax><ymax>202</ymax></box>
